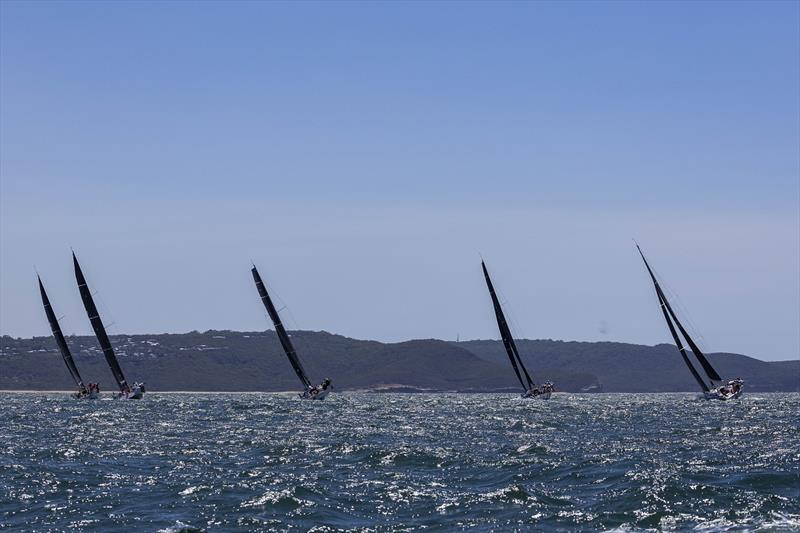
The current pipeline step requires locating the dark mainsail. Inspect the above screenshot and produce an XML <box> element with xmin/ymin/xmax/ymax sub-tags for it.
<box><xmin>38</xmin><ymin>276</ymin><xmax>86</xmax><ymax>392</ymax></box>
<box><xmin>481</xmin><ymin>261</ymin><xmax>535</xmax><ymax>392</ymax></box>
<box><xmin>73</xmin><ymin>252</ymin><xmax>129</xmax><ymax>393</ymax></box>
<box><xmin>636</xmin><ymin>245</ymin><xmax>721</xmax><ymax>390</ymax></box>
<box><xmin>251</xmin><ymin>265</ymin><xmax>312</xmax><ymax>389</ymax></box>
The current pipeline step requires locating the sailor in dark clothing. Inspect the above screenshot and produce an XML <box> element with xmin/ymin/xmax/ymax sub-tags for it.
<box><xmin>728</xmin><ymin>378</ymin><xmax>743</xmax><ymax>395</ymax></box>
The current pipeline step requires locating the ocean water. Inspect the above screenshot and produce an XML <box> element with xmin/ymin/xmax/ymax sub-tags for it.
<box><xmin>0</xmin><ymin>393</ymin><xmax>798</xmax><ymax>532</ymax></box>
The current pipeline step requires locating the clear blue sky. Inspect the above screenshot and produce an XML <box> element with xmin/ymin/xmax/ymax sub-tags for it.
<box><xmin>1</xmin><ymin>1</ymin><xmax>798</xmax><ymax>360</ymax></box>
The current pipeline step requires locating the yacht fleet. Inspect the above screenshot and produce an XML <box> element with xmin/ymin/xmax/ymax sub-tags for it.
<box><xmin>36</xmin><ymin>245</ymin><xmax>745</xmax><ymax>401</ymax></box>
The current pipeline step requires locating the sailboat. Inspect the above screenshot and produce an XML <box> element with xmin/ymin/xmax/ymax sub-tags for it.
<box><xmin>481</xmin><ymin>260</ymin><xmax>554</xmax><ymax>399</ymax></box>
<box><xmin>38</xmin><ymin>275</ymin><xmax>98</xmax><ymax>399</ymax></box>
<box><xmin>636</xmin><ymin>244</ymin><xmax>744</xmax><ymax>400</ymax></box>
<box><xmin>73</xmin><ymin>252</ymin><xmax>145</xmax><ymax>400</ymax></box>
<box><xmin>251</xmin><ymin>265</ymin><xmax>331</xmax><ymax>400</ymax></box>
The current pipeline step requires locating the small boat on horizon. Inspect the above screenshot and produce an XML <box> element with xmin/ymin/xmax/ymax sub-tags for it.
<box><xmin>481</xmin><ymin>260</ymin><xmax>554</xmax><ymax>399</ymax></box>
<box><xmin>635</xmin><ymin>244</ymin><xmax>744</xmax><ymax>400</ymax></box>
<box><xmin>37</xmin><ymin>275</ymin><xmax>98</xmax><ymax>399</ymax></box>
<box><xmin>73</xmin><ymin>252</ymin><xmax>145</xmax><ymax>400</ymax></box>
<box><xmin>251</xmin><ymin>264</ymin><xmax>331</xmax><ymax>400</ymax></box>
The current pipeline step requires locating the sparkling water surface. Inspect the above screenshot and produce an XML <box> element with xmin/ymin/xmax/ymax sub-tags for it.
<box><xmin>1</xmin><ymin>393</ymin><xmax>798</xmax><ymax>532</ymax></box>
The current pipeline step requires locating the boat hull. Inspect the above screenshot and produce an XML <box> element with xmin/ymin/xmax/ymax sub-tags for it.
<box><xmin>299</xmin><ymin>389</ymin><xmax>330</xmax><ymax>400</ymax></box>
<box><xmin>72</xmin><ymin>390</ymin><xmax>99</xmax><ymax>400</ymax></box>
<box><xmin>116</xmin><ymin>386</ymin><xmax>145</xmax><ymax>400</ymax></box>
<box><xmin>522</xmin><ymin>391</ymin><xmax>551</xmax><ymax>400</ymax></box>
<box><xmin>703</xmin><ymin>388</ymin><xmax>744</xmax><ymax>401</ymax></box>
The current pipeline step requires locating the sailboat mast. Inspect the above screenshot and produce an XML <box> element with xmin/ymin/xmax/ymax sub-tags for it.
<box><xmin>481</xmin><ymin>261</ymin><xmax>535</xmax><ymax>392</ymax></box>
<box><xmin>73</xmin><ymin>253</ymin><xmax>129</xmax><ymax>393</ymax></box>
<box><xmin>251</xmin><ymin>265</ymin><xmax>312</xmax><ymax>389</ymax></box>
<box><xmin>636</xmin><ymin>246</ymin><xmax>711</xmax><ymax>392</ymax></box>
<box><xmin>38</xmin><ymin>276</ymin><xmax>86</xmax><ymax>391</ymax></box>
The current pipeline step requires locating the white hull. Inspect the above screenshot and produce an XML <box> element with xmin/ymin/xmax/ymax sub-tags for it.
<box><xmin>115</xmin><ymin>394</ymin><xmax>144</xmax><ymax>400</ymax></box>
<box><xmin>299</xmin><ymin>389</ymin><xmax>330</xmax><ymax>400</ymax></box>
<box><xmin>522</xmin><ymin>391</ymin><xmax>552</xmax><ymax>400</ymax></box>
<box><xmin>116</xmin><ymin>386</ymin><xmax>145</xmax><ymax>400</ymax></box>
<box><xmin>703</xmin><ymin>388</ymin><xmax>744</xmax><ymax>401</ymax></box>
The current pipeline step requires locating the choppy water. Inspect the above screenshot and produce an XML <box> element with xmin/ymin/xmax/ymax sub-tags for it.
<box><xmin>0</xmin><ymin>393</ymin><xmax>798</xmax><ymax>532</ymax></box>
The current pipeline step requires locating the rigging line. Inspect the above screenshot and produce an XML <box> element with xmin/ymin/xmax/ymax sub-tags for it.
<box><xmin>498</xmin><ymin>266</ymin><xmax>534</xmax><ymax>342</ymax></box>
<box><xmin>494</xmin><ymin>287</ymin><xmax>535</xmax><ymax>386</ymax></box>
<box><xmin>637</xmin><ymin>244</ymin><xmax>720</xmax><ymax>385</ymax></box>
<box><xmin>497</xmin><ymin>285</ymin><xmax>536</xmax><ymax>368</ymax></box>
<box><xmin>659</xmin><ymin>283</ymin><xmax>721</xmax><ymax>383</ymax></box>
<box><xmin>636</xmin><ymin>244</ymin><xmax>709</xmax><ymax>392</ymax></box>
<box><xmin>268</xmin><ymin>282</ymin><xmax>303</xmax><ymax>333</ymax></box>
<box><xmin>483</xmin><ymin>261</ymin><xmax>528</xmax><ymax>391</ymax></box>
<box><xmin>667</xmin><ymin>286</ymin><xmax>709</xmax><ymax>350</ymax></box>
<box><xmin>79</xmin><ymin>257</ymin><xmax>121</xmax><ymax>337</ymax></box>
<box><xmin>492</xmin><ymin>265</ymin><xmax>533</xmax><ymax>341</ymax></box>
<box><xmin>496</xmin><ymin>286</ymin><xmax>522</xmax><ymax>336</ymax></box>
<box><xmin>258</xmin><ymin>279</ymin><xmax>292</xmax><ymax>332</ymax></box>
<box><xmin>94</xmin><ymin>290</ymin><xmax>120</xmax><ymax>336</ymax></box>
<box><xmin>656</xmin><ymin>273</ymin><xmax>709</xmax><ymax>352</ymax></box>
<box><xmin>641</xmin><ymin>247</ymin><xmax>709</xmax><ymax>351</ymax></box>
<box><xmin>657</xmin><ymin>287</ymin><xmax>710</xmax><ymax>392</ymax></box>
<box><xmin>252</xmin><ymin>266</ymin><xmax>313</xmax><ymax>387</ymax></box>
<box><xmin>283</xmin><ymin>301</ymin><xmax>304</xmax><ymax>334</ymax></box>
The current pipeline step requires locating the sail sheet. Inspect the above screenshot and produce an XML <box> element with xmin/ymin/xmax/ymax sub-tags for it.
<box><xmin>38</xmin><ymin>276</ymin><xmax>86</xmax><ymax>391</ymax></box>
<box><xmin>636</xmin><ymin>245</ymin><xmax>718</xmax><ymax>391</ymax></box>
<box><xmin>73</xmin><ymin>253</ymin><xmax>129</xmax><ymax>392</ymax></box>
<box><xmin>481</xmin><ymin>261</ymin><xmax>535</xmax><ymax>392</ymax></box>
<box><xmin>251</xmin><ymin>266</ymin><xmax>312</xmax><ymax>389</ymax></box>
